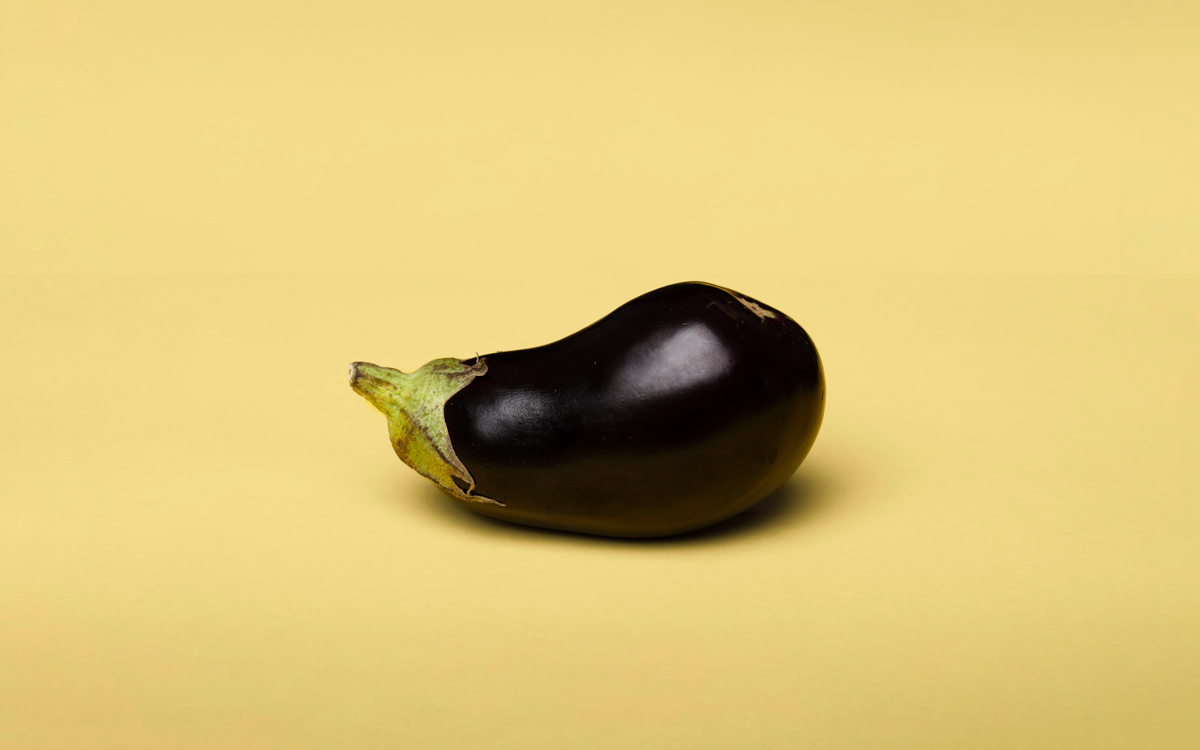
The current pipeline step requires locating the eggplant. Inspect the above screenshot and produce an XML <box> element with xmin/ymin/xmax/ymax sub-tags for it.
<box><xmin>349</xmin><ymin>282</ymin><xmax>824</xmax><ymax>537</ymax></box>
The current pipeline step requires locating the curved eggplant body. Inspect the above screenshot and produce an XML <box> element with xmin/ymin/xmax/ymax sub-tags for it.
<box><xmin>440</xmin><ymin>282</ymin><xmax>824</xmax><ymax>537</ymax></box>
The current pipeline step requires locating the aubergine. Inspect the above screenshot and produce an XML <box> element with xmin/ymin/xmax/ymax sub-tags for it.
<box><xmin>349</xmin><ymin>281</ymin><xmax>824</xmax><ymax>538</ymax></box>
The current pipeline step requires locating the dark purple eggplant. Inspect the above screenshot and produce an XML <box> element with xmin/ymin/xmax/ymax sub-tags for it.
<box><xmin>349</xmin><ymin>282</ymin><xmax>824</xmax><ymax>537</ymax></box>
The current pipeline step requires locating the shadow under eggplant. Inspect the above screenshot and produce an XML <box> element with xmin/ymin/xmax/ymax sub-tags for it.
<box><xmin>410</xmin><ymin>467</ymin><xmax>836</xmax><ymax>546</ymax></box>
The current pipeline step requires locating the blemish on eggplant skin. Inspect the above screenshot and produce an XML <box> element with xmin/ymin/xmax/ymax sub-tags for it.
<box><xmin>735</xmin><ymin>296</ymin><xmax>777</xmax><ymax>320</ymax></box>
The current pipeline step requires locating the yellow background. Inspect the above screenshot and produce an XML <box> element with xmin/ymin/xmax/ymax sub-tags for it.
<box><xmin>2</xmin><ymin>2</ymin><xmax>1198</xmax><ymax>748</ymax></box>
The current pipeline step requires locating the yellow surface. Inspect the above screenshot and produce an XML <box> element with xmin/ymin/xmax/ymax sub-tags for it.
<box><xmin>2</xmin><ymin>3</ymin><xmax>1199</xmax><ymax>749</ymax></box>
<box><xmin>3</xmin><ymin>276</ymin><xmax>1197</xmax><ymax>748</ymax></box>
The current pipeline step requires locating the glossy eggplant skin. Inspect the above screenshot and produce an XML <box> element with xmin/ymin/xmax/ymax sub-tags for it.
<box><xmin>443</xmin><ymin>282</ymin><xmax>824</xmax><ymax>537</ymax></box>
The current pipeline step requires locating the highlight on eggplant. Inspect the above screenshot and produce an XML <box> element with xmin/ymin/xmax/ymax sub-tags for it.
<box><xmin>349</xmin><ymin>282</ymin><xmax>825</xmax><ymax>538</ymax></box>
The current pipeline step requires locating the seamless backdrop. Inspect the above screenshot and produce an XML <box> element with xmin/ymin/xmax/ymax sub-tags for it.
<box><xmin>2</xmin><ymin>2</ymin><xmax>1199</xmax><ymax>749</ymax></box>
<box><xmin>3</xmin><ymin>0</ymin><xmax>1199</xmax><ymax>275</ymax></box>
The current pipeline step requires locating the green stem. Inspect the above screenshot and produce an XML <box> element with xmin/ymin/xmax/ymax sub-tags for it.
<box><xmin>349</xmin><ymin>358</ymin><xmax>500</xmax><ymax>505</ymax></box>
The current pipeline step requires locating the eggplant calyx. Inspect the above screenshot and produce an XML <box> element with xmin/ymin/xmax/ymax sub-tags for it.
<box><xmin>349</xmin><ymin>358</ymin><xmax>502</xmax><ymax>506</ymax></box>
